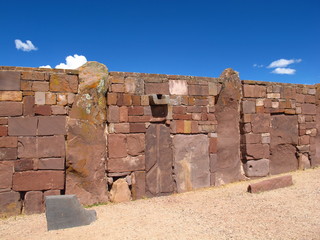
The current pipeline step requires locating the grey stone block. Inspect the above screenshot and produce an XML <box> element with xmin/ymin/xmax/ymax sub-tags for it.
<box><xmin>45</xmin><ymin>195</ymin><xmax>96</xmax><ymax>231</ymax></box>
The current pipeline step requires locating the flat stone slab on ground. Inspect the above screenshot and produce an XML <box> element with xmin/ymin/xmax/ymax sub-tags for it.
<box><xmin>45</xmin><ymin>195</ymin><xmax>97</xmax><ymax>231</ymax></box>
<box><xmin>247</xmin><ymin>175</ymin><xmax>293</xmax><ymax>193</ymax></box>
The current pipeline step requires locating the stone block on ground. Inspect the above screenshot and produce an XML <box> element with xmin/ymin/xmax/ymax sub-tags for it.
<box><xmin>45</xmin><ymin>195</ymin><xmax>96</xmax><ymax>231</ymax></box>
<box><xmin>0</xmin><ymin>191</ymin><xmax>21</xmax><ymax>217</ymax></box>
<box><xmin>24</xmin><ymin>191</ymin><xmax>44</xmax><ymax>214</ymax></box>
<box><xmin>109</xmin><ymin>178</ymin><xmax>131</xmax><ymax>203</ymax></box>
<box><xmin>248</xmin><ymin>175</ymin><xmax>293</xmax><ymax>193</ymax></box>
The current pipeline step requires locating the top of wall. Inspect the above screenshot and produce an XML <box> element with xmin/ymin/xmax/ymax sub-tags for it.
<box><xmin>0</xmin><ymin>66</ymin><xmax>78</xmax><ymax>75</ymax></box>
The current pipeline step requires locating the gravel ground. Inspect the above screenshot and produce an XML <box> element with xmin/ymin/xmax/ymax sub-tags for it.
<box><xmin>1</xmin><ymin>168</ymin><xmax>320</xmax><ymax>240</ymax></box>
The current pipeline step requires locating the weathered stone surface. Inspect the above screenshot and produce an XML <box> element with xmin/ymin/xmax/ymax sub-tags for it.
<box><xmin>0</xmin><ymin>71</ymin><xmax>20</xmax><ymax>90</ymax></box>
<box><xmin>110</xmin><ymin>178</ymin><xmax>131</xmax><ymax>203</ymax></box>
<box><xmin>8</xmin><ymin>117</ymin><xmax>37</xmax><ymax>136</ymax></box>
<box><xmin>13</xmin><ymin>171</ymin><xmax>64</xmax><ymax>191</ymax></box>
<box><xmin>243</xmin><ymin>133</ymin><xmax>261</xmax><ymax>144</ymax></box>
<box><xmin>17</xmin><ymin>137</ymin><xmax>37</xmax><ymax>158</ymax></box>
<box><xmin>0</xmin><ymin>148</ymin><xmax>17</xmax><ymax>160</ymax></box>
<box><xmin>38</xmin><ymin>158</ymin><xmax>65</xmax><ymax>170</ymax></box>
<box><xmin>245</xmin><ymin>144</ymin><xmax>270</xmax><ymax>159</ymax></box>
<box><xmin>173</xmin><ymin>134</ymin><xmax>210</xmax><ymax>193</ymax></box>
<box><xmin>251</xmin><ymin>114</ymin><xmax>271</xmax><ymax>133</ymax></box>
<box><xmin>298</xmin><ymin>153</ymin><xmax>310</xmax><ymax>170</ymax></box>
<box><xmin>45</xmin><ymin>195</ymin><xmax>96</xmax><ymax>231</ymax></box>
<box><xmin>34</xmin><ymin>105</ymin><xmax>51</xmax><ymax>116</ymax></box>
<box><xmin>23</xmin><ymin>96</ymin><xmax>35</xmax><ymax>116</ymax></box>
<box><xmin>270</xmin><ymin>115</ymin><xmax>298</xmax><ymax>174</ymax></box>
<box><xmin>0</xmin><ymin>191</ymin><xmax>21</xmax><ymax>217</ymax></box>
<box><xmin>242</xmin><ymin>101</ymin><xmax>256</xmax><ymax>114</ymax></box>
<box><xmin>66</xmin><ymin>119</ymin><xmax>108</xmax><ymax>205</ymax></box>
<box><xmin>244</xmin><ymin>159</ymin><xmax>269</xmax><ymax>177</ymax></box>
<box><xmin>0</xmin><ymin>102</ymin><xmax>22</xmax><ymax>117</ymax></box>
<box><xmin>127</xmin><ymin>134</ymin><xmax>145</xmax><ymax>156</ymax></box>
<box><xmin>248</xmin><ymin>175</ymin><xmax>293</xmax><ymax>193</ymax></box>
<box><xmin>35</xmin><ymin>92</ymin><xmax>45</xmax><ymax>105</ymax></box>
<box><xmin>24</xmin><ymin>191</ymin><xmax>44</xmax><ymax>214</ymax></box>
<box><xmin>145</xmin><ymin>82</ymin><xmax>169</xmax><ymax>95</ymax></box>
<box><xmin>214</xmin><ymin>69</ymin><xmax>244</xmax><ymax>185</ymax></box>
<box><xmin>108</xmin><ymin>134</ymin><xmax>127</xmax><ymax>158</ymax></box>
<box><xmin>0</xmin><ymin>161</ymin><xmax>14</xmax><ymax>189</ymax></box>
<box><xmin>108</xmin><ymin>155</ymin><xmax>145</xmax><ymax>172</ymax></box>
<box><xmin>38</xmin><ymin>116</ymin><xmax>66</xmax><ymax>135</ymax></box>
<box><xmin>146</xmin><ymin>124</ymin><xmax>173</xmax><ymax>196</ymax></box>
<box><xmin>243</xmin><ymin>85</ymin><xmax>266</xmax><ymax>98</ymax></box>
<box><xmin>302</xmin><ymin>104</ymin><xmax>316</xmax><ymax>115</ymax></box>
<box><xmin>131</xmin><ymin>171</ymin><xmax>146</xmax><ymax>200</ymax></box>
<box><xmin>38</xmin><ymin>136</ymin><xmax>66</xmax><ymax>158</ymax></box>
<box><xmin>169</xmin><ymin>80</ymin><xmax>188</xmax><ymax>95</ymax></box>
<box><xmin>0</xmin><ymin>137</ymin><xmax>17</xmax><ymax>148</ymax></box>
<box><xmin>125</xmin><ymin>77</ymin><xmax>144</xmax><ymax>95</ymax></box>
<box><xmin>0</xmin><ymin>91</ymin><xmax>22</xmax><ymax>101</ymax></box>
<box><xmin>50</xmin><ymin>74</ymin><xmax>78</xmax><ymax>93</ymax></box>
<box><xmin>14</xmin><ymin>159</ymin><xmax>34</xmax><ymax>172</ymax></box>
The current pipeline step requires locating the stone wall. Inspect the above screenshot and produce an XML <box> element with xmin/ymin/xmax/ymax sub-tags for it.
<box><xmin>1</xmin><ymin>63</ymin><xmax>319</xmax><ymax>217</ymax></box>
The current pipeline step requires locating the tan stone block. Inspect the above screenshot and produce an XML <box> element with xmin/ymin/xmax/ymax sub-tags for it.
<box><xmin>45</xmin><ymin>92</ymin><xmax>56</xmax><ymax>104</ymax></box>
<box><xmin>0</xmin><ymin>91</ymin><xmax>22</xmax><ymax>101</ymax></box>
<box><xmin>267</xmin><ymin>93</ymin><xmax>280</xmax><ymax>99</ymax></box>
<box><xmin>141</xmin><ymin>95</ymin><xmax>149</xmax><ymax>106</ymax></box>
<box><xmin>50</xmin><ymin>74</ymin><xmax>78</xmax><ymax>93</ymax></box>
<box><xmin>112</xmin><ymin>84</ymin><xmax>125</xmax><ymax>93</ymax></box>
<box><xmin>57</xmin><ymin>93</ymin><xmax>68</xmax><ymax>106</ymax></box>
<box><xmin>51</xmin><ymin>105</ymin><xmax>67</xmax><ymax>115</ymax></box>
<box><xmin>67</xmin><ymin>93</ymin><xmax>75</xmax><ymax>104</ymax></box>
<box><xmin>35</xmin><ymin>92</ymin><xmax>45</xmax><ymax>105</ymax></box>
<box><xmin>21</xmin><ymin>81</ymin><xmax>32</xmax><ymax>90</ymax></box>
<box><xmin>32</xmin><ymin>81</ymin><xmax>49</xmax><ymax>92</ymax></box>
<box><xmin>21</xmin><ymin>72</ymin><xmax>45</xmax><ymax>80</ymax></box>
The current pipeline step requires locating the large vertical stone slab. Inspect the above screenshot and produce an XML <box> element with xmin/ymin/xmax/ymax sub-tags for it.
<box><xmin>66</xmin><ymin>62</ymin><xmax>109</xmax><ymax>205</ymax></box>
<box><xmin>173</xmin><ymin>134</ymin><xmax>210</xmax><ymax>192</ymax></box>
<box><xmin>270</xmin><ymin>115</ymin><xmax>298</xmax><ymax>174</ymax></box>
<box><xmin>214</xmin><ymin>68</ymin><xmax>244</xmax><ymax>185</ymax></box>
<box><xmin>145</xmin><ymin>124</ymin><xmax>173</xmax><ymax>196</ymax></box>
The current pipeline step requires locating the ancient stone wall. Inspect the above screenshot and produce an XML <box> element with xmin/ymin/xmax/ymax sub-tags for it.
<box><xmin>1</xmin><ymin>63</ymin><xmax>319</xmax><ymax>217</ymax></box>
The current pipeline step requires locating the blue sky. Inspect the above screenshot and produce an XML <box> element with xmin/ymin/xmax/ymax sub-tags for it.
<box><xmin>1</xmin><ymin>0</ymin><xmax>319</xmax><ymax>84</ymax></box>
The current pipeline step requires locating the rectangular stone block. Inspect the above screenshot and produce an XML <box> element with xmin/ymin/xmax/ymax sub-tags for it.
<box><xmin>8</xmin><ymin>117</ymin><xmax>37</xmax><ymax>136</ymax></box>
<box><xmin>0</xmin><ymin>161</ymin><xmax>14</xmax><ymax>189</ymax></box>
<box><xmin>131</xmin><ymin>171</ymin><xmax>146</xmax><ymax>200</ymax></box>
<box><xmin>0</xmin><ymin>102</ymin><xmax>23</xmax><ymax>117</ymax></box>
<box><xmin>248</xmin><ymin>175</ymin><xmax>293</xmax><ymax>193</ymax></box>
<box><xmin>169</xmin><ymin>80</ymin><xmax>188</xmax><ymax>95</ymax></box>
<box><xmin>17</xmin><ymin>137</ymin><xmax>37</xmax><ymax>158</ymax></box>
<box><xmin>188</xmin><ymin>85</ymin><xmax>209</xmax><ymax>96</ymax></box>
<box><xmin>0</xmin><ymin>191</ymin><xmax>21</xmax><ymax>217</ymax></box>
<box><xmin>108</xmin><ymin>134</ymin><xmax>127</xmax><ymax>158</ymax></box>
<box><xmin>35</xmin><ymin>92</ymin><xmax>45</xmax><ymax>105</ymax></box>
<box><xmin>32</xmin><ymin>81</ymin><xmax>49</xmax><ymax>92</ymax></box>
<box><xmin>0</xmin><ymin>148</ymin><xmax>17</xmax><ymax>160</ymax></box>
<box><xmin>34</xmin><ymin>105</ymin><xmax>52</xmax><ymax>116</ymax></box>
<box><xmin>145</xmin><ymin>82</ymin><xmax>169</xmax><ymax>95</ymax></box>
<box><xmin>0</xmin><ymin>126</ymin><xmax>7</xmax><ymax>136</ymax></box>
<box><xmin>242</xmin><ymin>101</ymin><xmax>256</xmax><ymax>114</ymax></box>
<box><xmin>21</xmin><ymin>71</ymin><xmax>45</xmax><ymax>80</ymax></box>
<box><xmin>12</xmin><ymin>171</ymin><xmax>65</xmax><ymax>191</ymax></box>
<box><xmin>244</xmin><ymin>159</ymin><xmax>269</xmax><ymax>177</ymax></box>
<box><xmin>107</xmin><ymin>106</ymin><xmax>120</xmax><ymax>123</ymax></box>
<box><xmin>38</xmin><ymin>136</ymin><xmax>66</xmax><ymax>158</ymax></box>
<box><xmin>108</xmin><ymin>156</ymin><xmax>145</xmax><ymax>172</ymax></box>
<box><xmin>50</xmin><ymin>74</ymin><xmax>78</xmax><ymax>93</ymax></box>
<box><xmin>24</xmin><ymin>191</ymin><xmax>44</xmax><ymax>214</ymax></box>
<box><xmin>0</xmin><ymin>91</ymin><xmax>22</xmax><ymax>101</ymax></box>
<box><xmin>302</xmin><ymin>104</ymin><xmax>316</xmax><ymax>115</ymax></box>
<box><xmin>14</xmin><ymin>159</ymin><xmax>34</xmax><ymax>172</ymax></box>
<box><xmin>23</xmin><ymin>96</ymin><xmax>35</xmax><ymax>116</ymax></box>
<box><xmin>38</xmin><ymin>158</ymin><xmax>65</xmax><ymax>170</ymax></box>
<box><xmin>246</xmin><ymin>144</ymin><xmax>270</xmax><ymax>159</ymax></box>
<box><xmin>243</xmin><ymin>133</ymin><xmax>261</xmax><ymax>144</ymax></box>
<box><xmin>38</xmin><ymin>116</ymin><xmax>66</xmax><ymax>135</ymax></box>
<box><xmin>0</xmin><ymin>137</ymin><xmax>17</xmax><ymax>148</ymax></box>
<box><xmin>111</xmin><ymin>84</ymin><xmax>125</xmax><ymax>93</ymax></box>
<box><xmin>243</xmin><ymin>85</ymin><xmax>266</xmax><ymax>98</ymax></box>
<box><xmin>0</xmin><ymin>71</ymin><xmax>20</xmax><ymax>90</ymax></box>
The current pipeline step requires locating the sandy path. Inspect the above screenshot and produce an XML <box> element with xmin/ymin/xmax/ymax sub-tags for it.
<box><xmin>1</xmin><ymin>168</ymin><xmax>320</xmax><ymax>240</ymax></box>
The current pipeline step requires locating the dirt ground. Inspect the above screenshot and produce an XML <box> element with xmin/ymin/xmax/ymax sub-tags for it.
<box><xmin>1</xmin><ymin>168</ymin><xmax>320</xmax><ymax>240</ymax></box>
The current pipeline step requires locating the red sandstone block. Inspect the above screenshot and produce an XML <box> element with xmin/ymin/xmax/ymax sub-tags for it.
<box><xmin>21</xmin><ymin>81</ymin><xmax>32</xmax><ymax>91</ymax></box>
<box><xmin>191</xmin><ymin>121</ymin><xmax>199</xmax><ymax>133</ymax></box>
<box><xmin>248</xmin><ymin>175</ymin><xmax>293</xmax><ymax>193</ymax></box>
<box><xmin>175</xmin><ymin>120</ymin><xmax>185</xmax><ymax>133</ymax></box>
<box><xmin>8</xmin><ymin>117</ymin><xmax>37</xmax><ymax>136</ymax></box>
<box><xmin>23</xmin><ymin>191</ymin><xmax>44</xmax><ymax>214</ymax></box>
<box><xmin>32</xmin><ymin>81</ymin><xmax>49</xmax><ymax>92</ymax></box>
<box><xmin>305</xmin><ymin>95</ymin><xmax>316</xmax><ymax>103</ymax></box>
<box><xmin>37</xmin><ymin>116</ymin><xmax>66</xmax><ymax>135</ymax></box>
<box><xmin>302</xmin><ymin>104</ymin><xmax>316</xmax><ymax>115</ymax></box>
<box><xmin>0</xmin><ymin>126</ymin><xmax>8</xmax><ymax>136</ymax></box>
<box><xmin>0</xmin><ymin>147</ymin><xmax>17</xmax><ymax>160</ymax></box>
<box><xmin>243</xmin><ymin>85</ymin><xmax>266</xmax><ymax>98</ymax></box>
<box><xmin>128</xmin><ymin>106</ymin><xmax>144</xmax><ymax>116</ymax></box>
<box><xmin>12</xmin><ymin>171</ymin><xmax>65</xmax><ymax>191</ymax></box>
<box><xmin>0</xmin><ymin>161</ymin><xmax>14</xmax><ymax>189</ymax></box>
<box><xmin>173</xmin><ymin>106</ymin><xmax>186</xmax><ymax>114</ymax></box>
<box><xmin>0</xmin><ymin>137</ymin><xmax>17</xmax><ymax>148</ymax></box>
<box><xmin>145</xmin><ymin>83</ymin><xmax>169</xmax><ymax>95</ymax></box>
<box><xmin>108</xmin><ymin>155</ymin><xmax>145</xmax><ymax>172</ymax></box>
<box><xmin>119</xmin><ymin>106</ymin><xmax>128</xmax><ymax>122</ymax></box>
<box><xmin>131</xmin><ymin>171</ymin><xmax>146</xmax><ymax>200</ymax></box>
<box><xmin>23</xmin><ymin>96</ymin><xmax>35</xmax><ymax>116</ymax></box>
<box><xmin>296</xmin><ymin>94</ymin><xmax>305</xmax><ymax>103</ymax></box>
<box><xmin>0</xmin><ymin>102</ymin><xmax>23</xmax><ymax>117</ymax></box>
<box><xmin>129</xmin><ymin>123</ymin><xmax>146</xmax><ymax>133</ymax></box>
<box><xmin>128</xmin><ymin>116</ymin><xmax>151</xmax><ymax>123</ymax></box>
<box><xmin>49</xmin><ymin>74</ymin><xmax>78</xmax><ymax>93</ymax></box>
<box><xmin>246</xmin><ymin>143</ymin><xmax>269</xmax><ymax>159</ymax></box>
<box><xmin>17</xmin><ymin>137</ymin><xmax>37</xmax><ymax>158</ymax></box>
<box><xmin>116</xmin><ymin>93</ymin><xmax>124</xmax><ymax>106</ymax></box>
<box><xmin>107</xmin><ymin>93</ymin><xmax>118</xmax><ymax>105</ymax></box>
<box><xmin>201</xmin><ymin>112</ymin><xmax>208</xmax><ymax>121</ymax></box>
<box><xmin>127</xmin><ymin>134</ymin><xmax>145</xmax><ymax>156</ymax></box>
<box><xmin>34</xmin><ymin>105</ymin><xmax>52</xmax><ymax>116</ymax></box>
<box><xmin>243</xmin><ymin>133</ymin><xmax>261</xmax><ymax>144</ymax></box>
<box><xmin>186</xmin><ymin>106</ymin><xmax>202</xmax><ymax>113</ymax></box>
<box><xmin>209</xmin><ymin>137</ymin><xmax>217</xmax><ymax>153</ymax></box>
<box><xmin>0</xmin><ymin>71</ymin><xmax>20</xmax><ymax>90</ymax></box>
<box><xmin>14</xmin><ymin>159</ymin><xmax>34</xmax><ymax>172</ymax></box>
<box><xmin>114</xmin><ymin>123</ymin><xmax>130</xmax><ymax>133</ymax></box>
<box><xmin>37</xmin><ymin>135</ymin><xmax>66</xmax><ymax>158</ymax></box>
<box><xmin>21</xmin><ymin>71</ymin><xmax>45</xmax><ymax>80</ymax></box>
<box><xmin>299</xmin><ymin>135</ymin><xmax>310</xmax><ymax>145</ymax></box>
<box><xmin>173</xmin><ymin>114</ymin><xmax>192</xmax><ymax>120</ymax></box>
<box><xmin>108</xmin><ymin>134</ymin><xmax>127</xmax><ymax>158</ymax></box>
<box><xmin>281</xmin><ymin>87</ymin><xmax>296</xmax><ymax>99</ymax></box>
<box><xmin>132</xmin><ymin>95</ymin><xmax>141</xmax><ymax>105</ymax></box>
<box><xmin>188</xmin><ymin>85</ymin><xmax>209</xmax><ymax>96</ymax></box>
<box><xmin>107</xmin><ymin>106</ymin><xmax>120</xmax><ymax>123</ymax></box>
<box><xmin>0</xmin><ymin>191</ymin><xmax>21</xmax><ymax>217</ymax></box>
<box><xmin>38</xmin><ymin>158</ymin><xmax>65</xmax><ymax>170</ymax></box>
<box><xmin>0</xmin><ymin>118</ymin><xmax>8</xmax><ymax>125</ymax></box>
<box><xmin>123</xmin><ymin>94</ymin><xmax>132</xmax><ymax>106</ymax></box>
<box><xmin>112</xmin><ymin>84</ymin><xmax>125</xmax><ymax>93</ymax></box>
<box><xmin>195</xmin><ymin>98</ymin><xmax>209</xmax><ymax>106</ymax></box>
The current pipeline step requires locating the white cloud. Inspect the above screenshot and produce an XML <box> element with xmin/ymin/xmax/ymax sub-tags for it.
<box><xmin>271</xmin><ymin>67</ymin><xmax>296</xmax><ymax>75</ymax></box>
<box><xmin>267</xmin><ymin>58</ymin><xmax>302</xmax><ymax>68</ymax></box>
<box><xmin>39</xmin><ymin>65</ymin><xmax>52</xmax><ymax>68</ymax></box>
<box><xmin>55</xmin><ymin>54</ymin><xmax>87</xmax><ymax>69</ymax></box>
<box><xmin>253</xmin><ymin>64</ymin><xmax>264</xmax><ymax>68</ymax></box>
<box><xmin>15</xmin><ymin>39</ymin><xmax>38</xmax><ymax>52</ymax></box>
